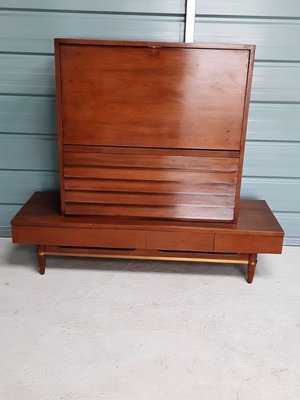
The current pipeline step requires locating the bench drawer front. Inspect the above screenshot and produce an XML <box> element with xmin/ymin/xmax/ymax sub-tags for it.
<box><xmin>147</xmin><ymin>231</ymin><xmax>214</xmax><ymax>252</ymax></box>
<box><xmin>12</xmin><ymin>226</ymin><xmax>146</xmax><ymax>249</ymax></box>
<box><xmin>214</xmin><ymin>234</ymin><xmax>283</xmax><ymax>254</ymax></box>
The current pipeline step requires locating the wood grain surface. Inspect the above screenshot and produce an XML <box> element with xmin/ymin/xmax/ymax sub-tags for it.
<box><xmin>61</xmin><ymin>45</ymin><xmax>249</xmax><ymax>150</ymax></box>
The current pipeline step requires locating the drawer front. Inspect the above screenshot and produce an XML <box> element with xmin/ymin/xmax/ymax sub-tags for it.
<box><xmin>60</xmin><ymin>45</ymin><xmax>249</xmax><ymax>150</ymax></box>
<box><xmin>13</xmin><ymin>226</ymin><xmax>146</xmax><ymax>249</ymax></box>
<box><xmin>214</xmin><ymin>234</ymin><xmax>284</xmax><ymax>254</ymax></box>
<box><xmin>63</xmin><ymin>148</ymin><xmax>239</xmax><ymax>221</ymax></box>
<box><xmin>147</xmin><ymin>231</ymin><xmax>214</xmax><ymax>252</ymax></box>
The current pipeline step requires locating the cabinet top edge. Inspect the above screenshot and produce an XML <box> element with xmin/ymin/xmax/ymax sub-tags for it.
<box><xmin>54</xmin><ymin>38</ymin><xmax>255</xmax><ymax>52</ymax></box>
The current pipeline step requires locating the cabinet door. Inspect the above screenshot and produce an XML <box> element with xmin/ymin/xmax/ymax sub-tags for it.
<box><xmin>60</xmin><ymin>44</ymin><xmax>249</xmax><ymax>150</ymax></box>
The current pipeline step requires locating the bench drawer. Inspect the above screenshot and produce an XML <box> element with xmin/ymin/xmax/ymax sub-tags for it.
<box><xmin>214</xmin><ymin>234</ymin><xmax>283</xmax><ymax>253</ymax></box>
<box><xmin>12</xmin><ymin>226</ymin><xmax>147</xmax><ymax>249</ymax></box>
<box><xmin>147</xmin><ymin>231</ymin><xmax>214</xmax><ymax>252</ymax></box>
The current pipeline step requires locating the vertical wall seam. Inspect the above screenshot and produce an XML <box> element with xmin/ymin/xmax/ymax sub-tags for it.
<box><xmin>184</xmin><ymin>0</ymin><xmax>196</xmax><ymax>42</ymax></box>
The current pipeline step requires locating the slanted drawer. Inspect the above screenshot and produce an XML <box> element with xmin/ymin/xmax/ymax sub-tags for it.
<box><xmin>147</xmin><ymin>231</ymin><xmax>214</xmax><ymax>252</ymax></box>
<box><xmin>63</xmin><ymin>147</ymin><xmax>239</xmax><ymax>222</ymax></box>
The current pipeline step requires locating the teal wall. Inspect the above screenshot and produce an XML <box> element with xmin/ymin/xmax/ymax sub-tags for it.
<box><xmin>195</xmin><ymin>0</ymin><xmax>300</xmax><ymax>244</ymax></box>
<box><xmin>0</xmin><ymin>0</ymin><xmax>299</xmax><ymax>243</ymax></box>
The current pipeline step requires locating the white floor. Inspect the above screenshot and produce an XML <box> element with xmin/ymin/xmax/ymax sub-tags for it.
<box><xmin>0</xmin><ymin>238</ymin><xmax>300</xmax><ymax>400</ymax></box>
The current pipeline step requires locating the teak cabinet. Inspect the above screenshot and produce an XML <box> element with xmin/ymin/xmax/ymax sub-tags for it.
<box><xmin>11</xmin><ymin>39</ymin><xmax>284</xmax><ymax>283</ymax></box>
<box><xmin>55</xmin><ymin>39</ymin><xmax>255</xmax><ymax>222</ymax></box>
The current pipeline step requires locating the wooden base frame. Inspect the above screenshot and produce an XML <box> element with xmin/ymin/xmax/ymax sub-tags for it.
<box><xmin>37</xmin><ymin>244</ymin><xmax>257</xmax><ymax>283</ymax></box>
<box><xmin>11</xmin><ymin>193</ymin><xmax>284</xmax><ymax>285</ymax></box>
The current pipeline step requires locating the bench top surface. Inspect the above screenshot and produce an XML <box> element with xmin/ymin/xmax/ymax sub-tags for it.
<box><xmin>11</xmin><ymin>192</ymin><xmax>284</xmax><ymax>237</ymax></box>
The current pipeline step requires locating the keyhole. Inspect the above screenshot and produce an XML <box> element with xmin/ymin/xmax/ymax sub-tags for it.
<box><xmin>150</xmin><ymin>47</ymin><xmax>158</xmax><ymax>56</ymax></box>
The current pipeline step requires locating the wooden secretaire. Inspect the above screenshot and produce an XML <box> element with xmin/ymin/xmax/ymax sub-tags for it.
<box><xmin>11</xmin><ymin>38</ymin><xmax>284</xmax><ymax>282</ymax></box>
<box><xmin>55</xmin><ymin>39</ymin><xmax>255</xmax><ymax>222</ymax></box>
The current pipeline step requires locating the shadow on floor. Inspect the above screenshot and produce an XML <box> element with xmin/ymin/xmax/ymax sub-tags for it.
<box><xmin>5</xmin><ymin>244</ymin><xmax>37</xmax><ymax>272</ymax></box>
<box><xmin>6</xmin><ymin>242</ymin><xmax>274</xmax><ymax>281</ymax></box>
<box><xmin>4</xmin><ymin>243</ymin><xmax>267</xmax><ymax>281</ymax></box>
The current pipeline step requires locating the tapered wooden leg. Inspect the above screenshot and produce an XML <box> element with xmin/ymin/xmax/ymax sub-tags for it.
<box><xmin>246</xmin><ymin>253</ymin><xmax>257</xmax><ymax>284</ymax></box>
<box><xmin>37</xmin><ymin>245</ymin><xmax>46</xmax><ymax>275</ymax></box>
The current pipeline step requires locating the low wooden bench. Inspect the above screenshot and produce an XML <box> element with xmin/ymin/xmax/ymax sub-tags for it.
<box><xmin>11</xmin><ymin>192</ymin><xmax>284</xmax><ymax>283</ymax></box>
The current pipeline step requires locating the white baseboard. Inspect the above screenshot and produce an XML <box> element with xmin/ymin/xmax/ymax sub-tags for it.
<box><xmin>0</xmin><ymin>226</ymin><xmax>12</xmax><ymax>238</ymax></box>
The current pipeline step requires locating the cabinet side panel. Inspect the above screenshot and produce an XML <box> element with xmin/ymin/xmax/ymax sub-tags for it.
<box><xmin>54</xmin><ymin>39</ymin><xmax>65</xmax><ymax>214</ymax></box>
<box><xmin>234</xmin><ymin>46</ymin><xmax>256</xmax><ymax>222</ymax></box>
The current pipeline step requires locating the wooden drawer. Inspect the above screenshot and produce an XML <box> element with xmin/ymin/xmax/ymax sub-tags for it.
<box><xmin>63</xmin><ymin>147</ymin><xmax>238</xmax><ymax>221</ymax></box>
<box><xmin>13</xmin><ymin>226</ymin><xmax>146</xmax><ymax>249</ymax></box>
<box><xmin>214</xmin><ymin>234</ymin><xmax>284</xmax><ymax>254</ymax></box>
<box><xmin>147</xmin><ymin>231</ymin><xmax>214</xmax><ymax>252</ymax></box>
